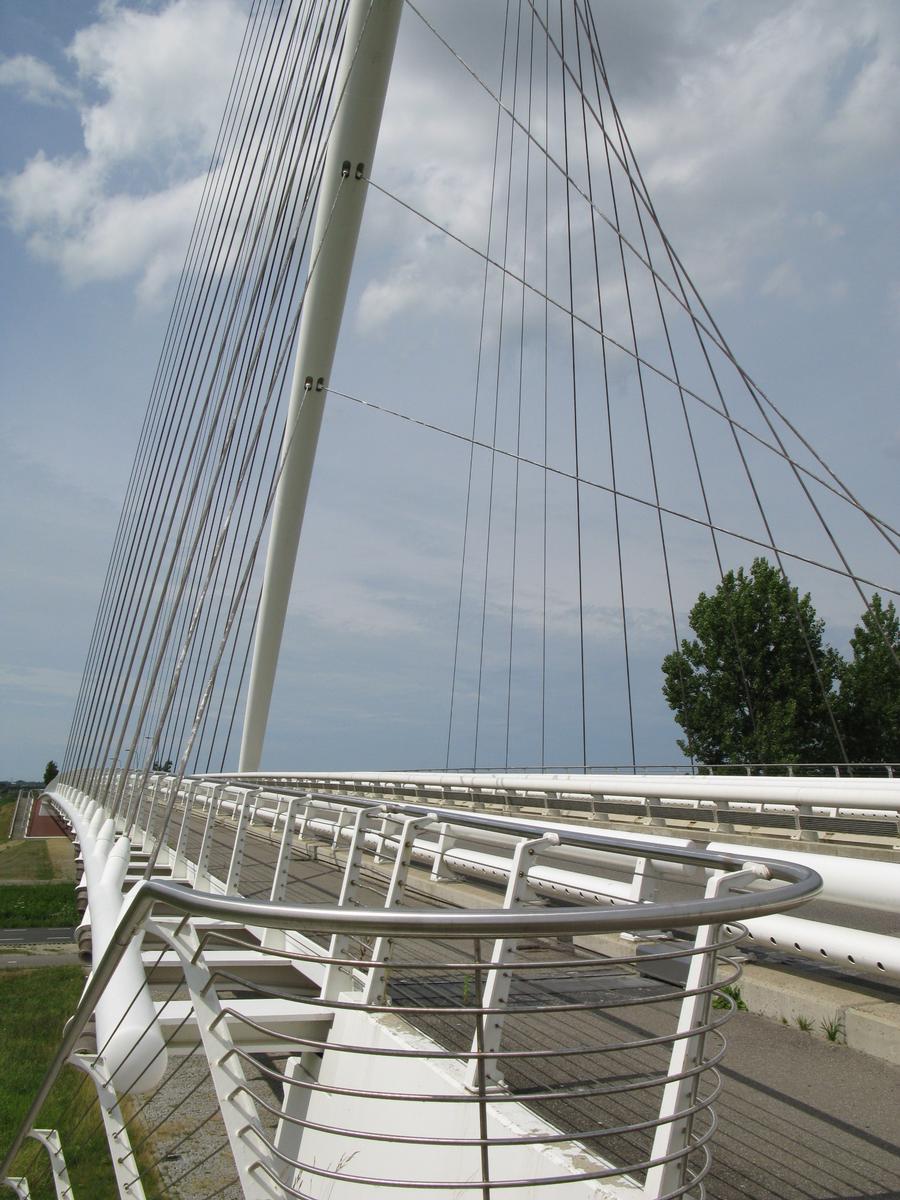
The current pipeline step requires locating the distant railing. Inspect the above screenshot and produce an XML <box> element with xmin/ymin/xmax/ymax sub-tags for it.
<box><xmin>216</xmin><ymin>767</ymin><xmax>900</xmax><ymax>846</ymax></box>
<box><xmin>444</xmin><ymin>762</ymin><xmax>899</xmax><ymax>778</ymax></box>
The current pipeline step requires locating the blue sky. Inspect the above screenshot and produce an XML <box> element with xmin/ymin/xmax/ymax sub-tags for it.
<box><xmin>1</xmin><ymin>0</ymin><xmax>898</xmax><ymax>779</ymax></box>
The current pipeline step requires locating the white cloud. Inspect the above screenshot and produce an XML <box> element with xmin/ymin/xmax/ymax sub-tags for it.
<box><xmin>69</xmin><ymin>0</ymin><xmax>247</xmax><ymax>168</ymax></box>
<box><xmin>761</xmin><ymin>260</ymin><xmax>804</xmax><ymax>301</ymax></box>
<box><xmin>609</xmin><ymin>0</ymin><xmax>900</xmax><ymax>294</ymax></box>
<box><xmin>0</xmin><ymin>54</ymin><xmax>77</xmax><ymax>106</ymax></box>
<box><xmin>0</xmin><ymin>665</ymin><xmax>80</xmax><ymax>701</ymax></box>
<box><xmin>0</xmin><ymin>0</ymin><xmax>247</xmax><ymax>302</ymax></box>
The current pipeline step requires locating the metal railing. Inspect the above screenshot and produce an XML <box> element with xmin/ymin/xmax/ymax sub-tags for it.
<box><xmin>223</xmin><ymin>768</ymin><xmax>900</xmax><ymax>844</ymax></box>
<box><xmin>3</xmin><ymin>777</ymin><xmax>823</xmax><ymax>1200</ymax></box>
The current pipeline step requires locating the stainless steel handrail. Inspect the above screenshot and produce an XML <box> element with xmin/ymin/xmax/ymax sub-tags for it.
<box><xmin>1</xmin><ymin>831</ymin><xmax>820</xmax><ymax>1186</ymax></box>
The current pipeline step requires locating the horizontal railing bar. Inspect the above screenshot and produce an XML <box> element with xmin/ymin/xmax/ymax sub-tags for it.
<box><xmin>1</xmin><ymin>812</ymin><xmax>818</xmax><ymax>1183</ymax></box>
<box><xmin>202</xmin><ymin>768</ymin><xmax>900</xmax><ymax>809</ymax></box>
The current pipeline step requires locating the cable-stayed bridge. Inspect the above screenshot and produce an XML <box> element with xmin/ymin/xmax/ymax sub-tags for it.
<box><xmin>3</xmin><ymin>1</ymin><xmax>899</xmax><ymax>1197</ymax></box>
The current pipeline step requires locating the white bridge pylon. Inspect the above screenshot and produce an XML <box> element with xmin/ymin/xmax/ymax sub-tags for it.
<box><xmin>239</xmin><ymin>0</ymin><xmax>403</xmax><ymax>773</ymax></box>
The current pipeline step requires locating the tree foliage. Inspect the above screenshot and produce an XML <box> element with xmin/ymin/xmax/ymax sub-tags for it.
<box><xmin>43</xmin><ymin>760</ymin><xmax>58</xmax><ymax>786</ymax></box>
<box><xmin>835</xmin><ymin>594</ymin><xmax>900</xmax><ymax>764</ymax></box>
<box><xmin>661</xmin><ymin>558</ymin><xmax>841</xmax><ymax>765</ymax></box>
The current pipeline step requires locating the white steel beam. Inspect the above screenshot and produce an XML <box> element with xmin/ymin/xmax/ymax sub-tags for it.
<box><xmin>239</xmin><ymin>0</ymin><xmax>403</xmax><ymax>771</ymax></box>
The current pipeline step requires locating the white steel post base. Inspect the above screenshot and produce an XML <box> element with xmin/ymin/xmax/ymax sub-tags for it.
<box><xmin>26</xmin><ymin>1130</ymin><xmax>72</xmax><ymax>1200</ymax></box>
<box><xmin>69</xmin><ymin>1056</ymin><xmax>147</xmax><ymax>1200</ymax></box>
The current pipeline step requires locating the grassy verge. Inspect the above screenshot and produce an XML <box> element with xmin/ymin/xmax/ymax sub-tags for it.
<box><xmin>0</xmin><ymin>797</ymin><xmax>14</xmax><ymax>843</ymax></box>
<box><xmin>0</xmin><ymin>839</ymin><xmax>53</xmax><ymax>881</ymax></box>
<box><xmin>1</xmin><ymin>967</ymin><xmax>119</xmax><ymax>1199</ymax></box>
<box><xmin>0</xmin><ymin>883</ymin><xmax>78</xmax><ymax>928</ymax></box>
<box><xmin>1</xmin><ymin>968</ymin><xmax>166</xmax><ymax>1199</ymax></box>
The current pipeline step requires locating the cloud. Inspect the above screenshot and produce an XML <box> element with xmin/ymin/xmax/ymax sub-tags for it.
<box><xmin>761</xmin><ymin>260</ymin><xmax>804</xmax><ymax>301</ymax></box>
<box><xmin>0</xmin><ymin>54</ymin><xmax>78</xmax><ymax>106</ymax></box>
<box><xmin>0</xmin><ymin>665</ymin><xmax>80</xmax><ymax>701</ymax></box>
<box><xmin>0</xmin><ymin>0</ymin><xmax>247</xmax><ymax>302</ymax></box>
<box><xmin>69</xmin><ymin>0</ymin><xmax>247</xmax><ymax>168</ymax></box>
<box><xmin>596</xmin><ymin>0</ymin><xmax>900</xmax><ymax>294</ymax></box>
<box><xmin>351</xmin><ymin>0</ymin><xmax>900</xmax><ymax>336</ymax></box>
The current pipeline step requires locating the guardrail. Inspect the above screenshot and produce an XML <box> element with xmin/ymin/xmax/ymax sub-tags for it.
<box><xmin>221</xmin><ymin>769</ymin><xmax>900</xmax><ymax>843</ymax></box>
<box><xmin>4</xmin><ymin>777</ymin><xmax>821</xmax><ymax>1200</ymax></box>
<box><xmin>180</xmin><ymin>770</ymin><xmax>900</xmax><ymax>981</ymax></box>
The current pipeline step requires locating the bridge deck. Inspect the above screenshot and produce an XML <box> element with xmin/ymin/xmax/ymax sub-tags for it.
<box><xmin>145</xmin><ymin>813</ymin><xmax>900</xmax><ymax>1200</ymax></box>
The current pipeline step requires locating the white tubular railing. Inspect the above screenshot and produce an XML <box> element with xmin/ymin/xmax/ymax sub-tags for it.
<box><xmin>231</xmin><ymin>769</ymin><xmax>900</xmax><ymax>843</ymax></box>
<box><xmin>54</xmin><ymin>786</ymin><xmax>167</xmax><ymax>1094</ymax></box>
<box><xmin>4</xmin><ymin>773</ymin><xmax>822</xmax><ymax>1200</ymax></box>
<box><xmin>197</xmin><ymin>772</ymin><xmax>900</xmax><ymax>983</ymax></box>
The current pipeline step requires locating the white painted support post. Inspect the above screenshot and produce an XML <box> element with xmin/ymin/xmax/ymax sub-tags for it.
<box><xmin>430</xmin><ymin>822</ymin><xmax>457</xmax><ymax>882</ymax></box>
<box><xmin>297</xmin><ymin>799</ymin><xmax>311</xmax><ymax>839</ymax></box>
<box><xmin>363</xmin><ymin>814</ymin><xmax>435</xmax><ymax>1005</ymax></box>
<box><xmin>250</xmin><ymin>788</ymin><xmax>263</xmax><ymax>825</ymax></box>
<box><xmin>321</xmin><ymin>807</ymin><xmax>384</xmax><ymax>1000</ymax></box>
<box><xmin>642</xmin><ymin>864</ymin><xmax>770</xmax><ymax>1199</ymax></box>
<box><xmin>238</xmin><ymin>0</ymin><xmax>404</xmax><ymax>772</ymax></box>
<box><xmin>372</xmin><ymin>812</ymin><xmax>392</xmax><ymax>864</ymax></box>
<box><xmin>331</xmin><ymin>805</ymin><xmax>352</xmax><ymax>851</ymax></box>
<box><xmin>225</xmin><ymin>791</ymin><xmax>252</xmax><ymax>895</ymax></box>
<box><xmin>464</xmin><ymin>833</ymin><xmax>560</xmax><ymax>1091</ymax></box>
<box><xmin>620</xmin><ymin>857</ymin><xmax>674</xmax><ymax>946</ymax></box>
<box><xmin>4</xmin><ymin>1177</ymin><xmax>30</xmax><ymax>1198</ymax></box>
<box><xmin>149</xmin><ymin>920</ymin><xmax>281</xmax><ymax>1199</ymax></box>
<box><xmin>714</xmin><ymin>801</ymin><xmax>736</xmax><ymax>835</ymax></box>
<box><xmin>194</xmin><ymin>786</ymin><xmax>221</xmax><ymax>889</ymax></box>
<box><xmin>270</xmin><ymin>796</ymin><xmax>302</xmax><ymax>904</ymax></box>
<box><xmin>798</xmin><ymin>802</ymin><xmax>820</xmax><ymax>843</ymax></box>
<box><xmin>26</xmin><ymin>1130</ymin><xmax>72</xmax><ymax>1200</ymax></box>
<box><xmin>273</xmin><ymin>1055</ymin><xmax>319</xmax><ymax>1186</ymax></box>
<box><xmin>136</xmin><ymin>774</ymin><xmax>163</xmax><ymax>847</ymax></box>
<box><xmin>70</xmin><ymin>1057</ymin><xmax>147</xmax><ymax>1200</ymax></box>
<box><xmin>170</xmin><ymin>781</ymin><xmax>197</xmax><ymax>879</ymax></box>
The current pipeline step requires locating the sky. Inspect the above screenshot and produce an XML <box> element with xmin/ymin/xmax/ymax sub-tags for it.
<box><xmin>1</xmin><ymin>0</ymin><xmax>898</xmax><ymax>780</ymax></box>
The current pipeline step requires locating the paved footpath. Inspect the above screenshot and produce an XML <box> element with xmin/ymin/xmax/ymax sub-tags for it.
<box><xmin>706</xmin><ymin>1013</ymin><xmax>900</xmax><ymax>1198</ymax></box>
<box><xmin>26</xmin><ymin>798</ymin><xmax>70</xmax><ymax>838</ymax></box>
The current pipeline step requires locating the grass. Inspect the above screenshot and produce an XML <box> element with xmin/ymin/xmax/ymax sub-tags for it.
<box><xmin>822</xmin><ymin>1013</ymin><xmax>845</xmax><ymax>1043</ymax></box>
<box><xmin>0</xmin><ymin>839</ymin><xmax>53</xmax><ymax>881</ymax></box>
<box><xmin>0</xmin><ymin>796</ymin><xmax>15</xmax><ymax>843</ymax></box>
<box><xmin>713</xmin><ymin>983</ymin><xmax>748</xmax><ymax>1012</ymax></box>
<box><xmin>0</xmin><ymin>967</ymin><xmax>119</xmax><ymax>1199</ymax></box>
<box><xmin>796</xmin><ymin>1014</ymin><xmax>814</xmax><ymax>1032</ymax></box>
<box><xmin>0</xmin><ymin>883</ymin><xmax>78</xmax><ymax>929</ymax></box>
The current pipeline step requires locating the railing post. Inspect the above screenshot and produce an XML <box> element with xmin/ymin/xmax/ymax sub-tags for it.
<box><xmin>321</xmin><ymin>806</ymin><xmax>384</xmax><ymax>1000</ymax></box>
<box><xmin>26</xmin><ymin>1129</ymin><xmax>72</xmax><ymax>1200</ymax></box>
<box><xmin>170</xmin><ymin>781</ymin><xmax>197</xmax><ymax>879</ymax></box>
<box><xmin>363</xmin><ymin>814</ymin><xmax>435</xmax><ymax>1005</ymax></box>
<box><xmin>194</xmin><ymin>784</ymin><xmax>222</xmax><ymax>888</ymax></box>
<box><xmin>69</xmin><ymin>1057</ymin><xmax>147</xmax><ymax>1200</ymax></box>
<box><xmin>225</xmin><ymin>790</ymin><xmax>252</xmax><ymax>894</ymax></box>
<box><xmin>464</xmin><ymin>833</ymin><xmax>560</xmax><ymax>1090</ymax></box>
<box><xmin>642</xmin><ymin>863</ymin><xmax>770</xmax><ymax>1199</ymax></box>
<box><xmin>270</xmin><ymin>795</ymin><xmax>302</xmax><ymax>904</ymax></box>
<box><xmin>430</xmin><ymin>821</ymin><xmax>457</xmax><ymax>882</ymax></box>
<box><xmin>149</xmin><ymin>918</ymin><xmax>280</xmax><ymax>1198</ymax></box>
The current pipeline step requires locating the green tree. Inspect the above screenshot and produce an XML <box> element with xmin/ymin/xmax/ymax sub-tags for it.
<box><xmin>661</xmin><ymin>558</ymin><xmax>841</xmax><ymax>765</ymax></box>
<box><xmin>43</xmin><ymin>760</ymin><xmax>58</xmax><ymax>786</ymax></box>
<box><xmin>836</xmin><ymin>594</ymin><xmax>900</xmax><ymax>764</ymax></box>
